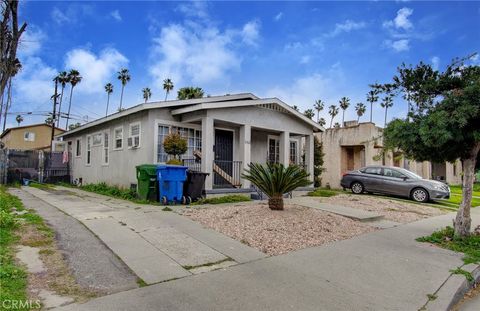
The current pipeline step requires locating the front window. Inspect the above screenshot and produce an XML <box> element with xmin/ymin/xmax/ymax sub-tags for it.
<box><xmin>103</xmin><ymin>132</ymin><xmax>109</xmax><ymax>165</ymax></box>
<box><xmin>86</xmin><ymin>136</ymin><xmax>91</xmax><ymax>165</ymax></box>
<box><xmin>289</xmin><ymin>141</ymin><xmax>298</xmax><ymax>164</ymax></box>
<box><xmin>76</xmin><ymin>139</ymin><xmax>81</xmax><ymax>157</ymax></box>
<box><xmin>383</xmin><ymin>168</ymin><xmax>406</xmax><ymax>179</ymax></box>
<box><xmin>157</xmin><ymin>125</ymin><xmax>202</xmax><ymax>163</ymax></box>
<box><xmin>114</xmin><ymin>127</ymin><xmax>123</xmax><ymax>149</ymax></box>
<box><xmin>268</xmin><ymin>138</ymin><xmax>279</xmax><ymax>163</ymax></box>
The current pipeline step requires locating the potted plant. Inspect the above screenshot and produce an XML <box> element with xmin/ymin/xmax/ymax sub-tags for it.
<box><xmin>163</xmin><ymin>132</ymin><xmax>187</xmax><ymax>165</ymax></box>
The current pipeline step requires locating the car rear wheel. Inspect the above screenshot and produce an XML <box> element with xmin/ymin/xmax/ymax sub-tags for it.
<box><xmin>411</xmin><ymin>188</ymin><xmax>429</xmax><ymax>203</ymax></box>
<box><xmin>351</xmin><ymin>182</ymin><xmax>364</xmax><ymax>194</ymax></box>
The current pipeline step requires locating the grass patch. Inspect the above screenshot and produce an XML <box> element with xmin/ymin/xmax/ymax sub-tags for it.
<box><xmin>0</xmin><ymin>186</ymin><xmax>29</xmax><ymax>310</ymax></box>
<box><xmin>80</xmin><ymin>182</ymin><xmax>137</xmax><ymax>201</ymax></box>
<box><xmin>136</xmin><ymin>278</ymin><xmax>147</xmax><ymax>287</ymax></box>
<box><xmin>450</xmin><ymin>267</ymin><xmax>474</xmax><ymax>282</ymax></box>
<box><xmin>28</xmin><ymin>182</ymin><xmax>55</xmax><ymax>191</ymax></box>
<box><xmin>193</xmin><ymin>195</ymin><xmax>251</xmax><ymax>205</ymax></box>
<box><xmin>416</xmin><ymin>226</ymin><xmax>480</xmax><ymax>264</ymax></box>
<box><xmin>307</xmin><ymin>188</ymin><xmax>341</xmax><ymax>197</ymax></box>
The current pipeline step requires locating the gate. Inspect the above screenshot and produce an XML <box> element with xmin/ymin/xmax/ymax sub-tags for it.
<box><xmin>0</xmin><ymin>149</ymin><xmax>70</xmax><ymax>184</ymax></box>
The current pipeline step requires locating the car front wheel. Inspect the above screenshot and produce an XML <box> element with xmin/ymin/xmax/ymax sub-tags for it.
<box><xmin>351</xmin><ymin>182</ymin><xmax>364</xmax><ymax>194</ymax></box>
<box><xmin>411</xmin><ymin>188</ymin><xmax>429</xmax><ymax>203</ymax></box>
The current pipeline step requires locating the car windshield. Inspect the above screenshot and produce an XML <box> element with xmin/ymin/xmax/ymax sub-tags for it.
<box><xmin>397</xmin><ymin>168</ymin><xmax>423</xmax><ymax>180</ymax></box>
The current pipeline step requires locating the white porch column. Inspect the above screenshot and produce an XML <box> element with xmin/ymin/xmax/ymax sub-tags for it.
<box><xmin>279</xmin><ymin>131</ymin><xmax>290</xmax><ymax>167</ymax></box>
<box><xmin>305</xmin><ymin>134</ymin><xmax>314</xmax><ymax>182</ymax></box>
<box><xmin>239</xmin><ymin>124</ymin><xmax>251</xmax><ymax>188</ymax></box>
<box><xmin>201</xmin><ymin>116</ymin><xmax>214</xmax><ymax>190</ymax></box>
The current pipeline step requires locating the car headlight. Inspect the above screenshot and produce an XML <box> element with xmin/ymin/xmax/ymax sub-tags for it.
<box><xmin>433</xmin><ymin>184</ymin><xmax>448</xmax><ymax>191</ymax></box>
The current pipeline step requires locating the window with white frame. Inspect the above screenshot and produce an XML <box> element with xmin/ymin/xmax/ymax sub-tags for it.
<box><xmin>103</xmin><ymin>132</ymin><xmax>109</xmax><ymax>165</ymax></box>
<box><xmin>268</xmin><ymin>138</ymin><xmax>280</xmax><ymax>163</ymax></box>
<box><xmin>75</xmin><ymin>138</ymin><xmax>81</xmax><ymax>157</ymax></box>
<box><xmin>289</xmin><ymin>141</ymin><xmax>298</xmax><ymax>164</ymax></box>
<box><xmin>114</xmin><ymin>127</ymin><xmax>123</xmax><ymax>149</ymax></box>
<box><xmin>157</xmin><ymin>125</ymin><xmax>202</xmax><ymax>163</ymax></box>
<box><xmin>86</xmin><ymin>136</ymin><xmax>91</xmax><ymax>165</ymax></box>
<box><xmin>24</xmin><ymin>132</ymin><xmax>35</xmax><ymax>141</ymax></box>
<box><xmin>127</xmin><ymin>123</ymin><xmax>140</xmax><ymax>148</ymax></box>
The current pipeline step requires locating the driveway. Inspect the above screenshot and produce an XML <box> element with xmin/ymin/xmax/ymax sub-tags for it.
<box><xmin>22</xmin><ymin>186</ymin><xmax>265</xmax><ymax>284</ymax></box>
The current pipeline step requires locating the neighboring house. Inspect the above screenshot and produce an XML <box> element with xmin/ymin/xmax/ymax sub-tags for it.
<box><xmin>58</xmin><ymin>93</ymin><xmax>323</xmax><ymax>192</ymax></box>
<box><xmin>0</xmin><ymin>123</ymin><xmax>65</xmax><ymax>151</ymax></box>
<box><xmin>317</xmin><ymin>121</ymin><xmax>462</xmax><ymax>189</ymax></box>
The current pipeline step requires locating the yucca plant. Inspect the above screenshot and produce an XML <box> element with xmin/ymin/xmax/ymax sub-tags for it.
<box><xmin>242</xmin><ymin>163</ymin><xmax>311</xmax><ymax>210</ymax></box>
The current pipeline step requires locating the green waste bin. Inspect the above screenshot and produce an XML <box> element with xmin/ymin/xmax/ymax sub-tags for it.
<box><xmin>136</xmin><ymin>164</ymin><xmax>158</xmax><ymax>201</ymax></box>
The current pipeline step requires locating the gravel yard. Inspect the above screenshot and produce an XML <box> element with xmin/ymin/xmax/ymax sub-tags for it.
<box><xmin>184</xmin><ymin>202</ymin><xmax>375</xmax><ymax>256</ymax></box>
<box><xmin>319</xmin><ymin>194</ymin><xmax>447</xmax><ymax>223</ymax></box>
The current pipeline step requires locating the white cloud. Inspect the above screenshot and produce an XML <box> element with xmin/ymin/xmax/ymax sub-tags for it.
<box><xmin>384</xmin><ymin>7</ymin><xmax>413</xmax><ymax>30</ymax></box>
<box><xmin>431</xmin><ymin>56</ymin><xmax>440</xmax><ymax>70</ymax></box>
<box><xmin>51</xmin><ymin>7</ymin><xmax>69</xmax><ymax>24</ymax></box>
<box><xmin>300</xmin><ymin>55</ymin><xmax>311</xmax><ymax>64</ymax></box>
<box><xmin>64</xmin><ymin>48</ymin><xmax>129</xmax><ymax>94</ymax></box>
<box><xmin>241</xmin><ymin>20</ymin><xmax>260</xmax><ymax>46</ymax></box>
<box><xmin>176</xmin><ymin>1</ymin><xmax>209</xmax><ymax>20</ymax></box>
<box><xmin>328</xmin><ymin>20</ymin><xmax>366</xmax><ymax>37</ymax></box>
<box><xmin>110</xmin><ymin>10</ymin><xmax>122</xmax><ymax>22</ymax></box>
<box><xmin>274</xmin><ymin>12</ymin><xmax>283</xmax><ymax>21</ymax></box>
<box><xmin>384</xmin><ymin>39</ymin><xmax>410</xmax><ymax>52</ymax></box>
<box><xmin>18</xmin><ymin>26</ymin><xmax>46</xmax><ymax>57</ymax></box>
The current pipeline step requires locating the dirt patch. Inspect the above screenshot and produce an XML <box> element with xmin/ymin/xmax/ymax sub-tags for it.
<box><xmin>184</xmin><ymin>203</ymin><xmax>375</xmax><ymax>256</ymax></box>
<box><xmin>316</xmin><ymin>194</ymin><xmax>446</xmax><ymax>223</ymax></box>
<box><xmin>452</xmin><ymin>284</ymin><xmax>480</xmax><ymax>311</ymax></box>
<box><xmin>16</xmin><ymin>222</ymin><xmax>97</xmax><ymax>307</ymax></box>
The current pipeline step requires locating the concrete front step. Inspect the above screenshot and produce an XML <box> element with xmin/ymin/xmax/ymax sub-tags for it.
<box><xmin>290</xmin><ymin>197</ymin><xmax>384</xmax><ymax>222</ymax></box>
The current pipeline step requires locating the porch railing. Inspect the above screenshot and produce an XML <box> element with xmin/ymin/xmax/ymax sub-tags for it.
<box><xmin>213</xmin><ymin>160</ymin><xmax>242</xmax><ymax>188</ymax></box>
<box><xmin>182</xmin><ymin>158</ymin><xmax>202</xmax><ymax>172</ymax></box>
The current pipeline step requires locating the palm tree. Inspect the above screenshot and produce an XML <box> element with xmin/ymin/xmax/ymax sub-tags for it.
<box><xmin>303</xmin><ymin>109</ymin><xmax>315</xmax><ymax>120</ymax></box>
<box><xmin>339</xmin><ymin>97</ymin><xmax>350</xmax><ymax>127</ymax></box>
<box><xmin>104</xmin><ymin>83</ymin><xmax>113</xmax><ymax>116</ymax></box>
<box><xmin>292</xmin><ymin>105</ymin><xmax>300</xmax><ymax>112</ymax></box>
<box><xmin>15</xmin><ymin>114</ymin><xmax>23</xmax><ymax>126</ymax></box>
<box><xmin>318</xmin><ymin>117</ymin><xmax>326</xmax><ymax>127</ymax></box>
<box><xmin>177</xmin><ymin>87</ymin><xmax>204</xmax><ymax>100</ymax></box>
<box><xmin>142</xmin><ymin>87</ymin><xmax>152</xmax><ymax>103</ymax></box>
<box><xmin>163</xmin><ymin>78</ymin><xmax>174</xmax><ymax>101</ymax></box>
<box><xmin>242</xmin><ymin>163</ymin><xmax>311</xmax><ymax>210</ymax></box>
<box><xmin>328</xmin><ymin>105</ymin><xmax>339</xmax><ymax>128</ymax></box>
<box><xmin>355</xmin><ymin>102</ymin><xmax>367</xmax><ymax>122</ymax></box>
<box><xmin>380</xmin><ymin>95</ymin><xmax>394</xmax><ymax>127</ymax></box>
<box><xmin>65</xmin><ymin>69</ymin><xmax>82</xmax><ymax>129</ymax></box>
<box><xmin>314</xmin><ymin>99</ymin><xmax>324</xmax><ymax>122</ymax></box>
<box><xmin>117</xmin><ymin>68</ymin><xmax>131</xmax><ymax>110</ymax></box>
<box><xmin>56</xmin><ymin>71</ymin><xmax>69</xmax><ymax>127</ymax></box>
<box><xmin>366</xmin><ymin>89</ymin><xmax>379</xmax><ymax>123</ymax></box>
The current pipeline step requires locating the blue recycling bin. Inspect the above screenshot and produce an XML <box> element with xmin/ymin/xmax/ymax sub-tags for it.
<box><xmin>156</xmin><ymin>165</ymin><xmax>188</xmax><ymax>204</ymax></box>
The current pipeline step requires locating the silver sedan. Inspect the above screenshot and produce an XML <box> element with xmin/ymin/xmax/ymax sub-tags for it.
<box><xmin>340</xmin><ymin>166</ymin><xmax>451</xmax><ymax>203</ymax></box>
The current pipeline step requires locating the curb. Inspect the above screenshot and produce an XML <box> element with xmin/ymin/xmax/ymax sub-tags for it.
<box><xmin>426</xmin><ymin>263</ymin><xmax>480</xmax><ymax>311</ymax></box>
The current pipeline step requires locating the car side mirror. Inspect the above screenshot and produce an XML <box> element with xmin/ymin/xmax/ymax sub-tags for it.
<box><xmin>402</xmin><ymin>176</ymin><xmax>409</xmax><ymax>181</ymax></box>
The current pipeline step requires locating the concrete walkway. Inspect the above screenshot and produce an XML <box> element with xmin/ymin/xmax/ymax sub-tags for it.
<box><xmin>53</xmin><ymin>202</ymin><xmax>480</xmax><ymax>310</ymax></box>
<box><xmin>22</xmin><ymin>186</ymin><xmax>265</xmax><ymax>285</ymax></box>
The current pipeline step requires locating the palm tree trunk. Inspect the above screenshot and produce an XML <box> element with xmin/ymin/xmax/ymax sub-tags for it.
<box><xmin>330</xmin><ymin>117</ymin><xmax>333</xmax><ymax>128</ymax></box>
<box><xmin>370</xmin><ymin>103</ymin><xmax>373</xmax><ymax>123</ymax></box>
<box><xmin>164</xmin><ymin>91</ymin><xmax>168</xmax><ymax>101</ymax></box>
<box><xmin>2</xmin><ymin>79</ymin><xmax>12</xmax><ymax>132</ymax></box>
<box><xmin>119</xmin><ymin>85</ymin><xmax>125</xmax><ymax>110</ymax></box>
<box><xmin>105</xmin><ymin>94</ymin><xmax>110</xmax><ymax>117</ymax></box>
<box><xmin>0</xmin><ymin>92</ymin><xmax>4</xmax><ymax>129</ymax></box>
<box><xmin>268</xmin><ymin>195</ymin><xmax>284</xmax><ymax>210</ymax></box>
<box><xmin>384</xmin><ymin>107</ymin><xmax>388</xmax><ymax>127</ymax></box>
<box><xmin>57</xmin><ymin>85</ymin><xmax>65</xmax><ymax>127</ymax></box>
<box><xmin>342</xmin><ymin>110</ymin><xmax>345</xmax><ymax>127</ymax></box>
<box><xmin>66</xmin><ymin>86</ymin><xmax>74</xmax><ymax>129</ymax></box>
<box><xmin>316</xmin><ymin>110</ymin><xmax>319</xmax><ymax>122</ymax></box>
<box><xmin>454</xmin><ymin>143</ymin><xmax>480</xmax><ymax>237</ymax></box>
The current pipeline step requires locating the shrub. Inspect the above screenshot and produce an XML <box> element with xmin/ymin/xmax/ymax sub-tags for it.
<box><xmin>81</xmin><ymin>182</ymin><xmax>137</xmax><ymax>201</ymax></box>
<box><xmin>166</xmin><ymin>158</ymin><xmax>183</xmax><ymax>165</ymax></box>
<box><xmin>308</xmin><ymin>189</ymin><xmax>339</xmax><ymax>197</ymax></box>
<box><xmin>242</xmin><ymin>163</ymin><xmax>311</xmax><ymax>210</ymax></box>
<box><xmin>163</xmin><ymin>133</ymin><xmax>187</xmax><ymax>160</ymax></box>
<box><xmin>0</xmin><ymin>210</ymin><xmax>17</xmax><ymax>229</ymax></box>
<box><xmin>194</xmin><ymin>195</ymin><xmax>251</xmax><ymax>205</ymax></box>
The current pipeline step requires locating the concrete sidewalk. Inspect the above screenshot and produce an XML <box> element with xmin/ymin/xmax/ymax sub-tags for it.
<box><xmin>22</xmin><ymin>186</ymin><xmax>265</xmax><ymax>285</ymax></box>
<box><xmin>54</xmin><ymin>203</ymin><xmax>479</xmax><ymax>310</ymax></box>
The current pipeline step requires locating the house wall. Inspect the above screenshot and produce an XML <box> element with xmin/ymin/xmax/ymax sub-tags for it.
<box><xmin>1</xmin><ymin>125</ymin><xmax>64</xmax><ymax>150</ymax></box>
<box><xmin>65</xmin><ymin>111</ymin><xmax>152</xmax><ymax>188</ymax></box>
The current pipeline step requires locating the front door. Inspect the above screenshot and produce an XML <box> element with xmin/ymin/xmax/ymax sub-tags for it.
<box><xmin>214</xmin><ymin>129</ymin><xmax>233</xmax><ymax>187</ymax></box>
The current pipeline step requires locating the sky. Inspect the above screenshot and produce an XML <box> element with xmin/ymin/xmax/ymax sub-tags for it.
<box><xmin>6</xmin><ymin>0</ymin><xmax>480</xmax><ymax>129</ymax></box>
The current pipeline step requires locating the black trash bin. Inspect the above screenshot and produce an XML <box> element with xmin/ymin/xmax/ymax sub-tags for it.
<box><xmin>183</xmin><ymin>170</ymin><xmax>209</xmax><ymax>202</ymax></box>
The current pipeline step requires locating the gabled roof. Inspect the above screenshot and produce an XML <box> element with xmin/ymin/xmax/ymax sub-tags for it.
<box><xmin>58</xmin><ymin>92</ymin><xmax>324</xmax><ymax>137</ymax></box>
<box><xmin>59</xmin><ymin>93</ymin><xmax>258</xmax><ymax>137</ymax></box>
<box><xmin>1</xmin><ymin>123</ymin><xmax>65</xmax><ymax>139</ymax></box>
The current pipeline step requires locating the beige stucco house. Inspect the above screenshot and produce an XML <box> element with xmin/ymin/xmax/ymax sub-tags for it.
<box><xmin>0</xmin><ymin>123</ymin><xmax>65</xmax><ymax>151</ymax></box>
<box><xmin>317</xmin><ymin>121</ymin><xmax>462</xmax><ymax>189</ymax></box>
<box><xmin>58</xmin><ymin>93</ymin><xmax>323</xmax><ymax>192</ymax></box>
